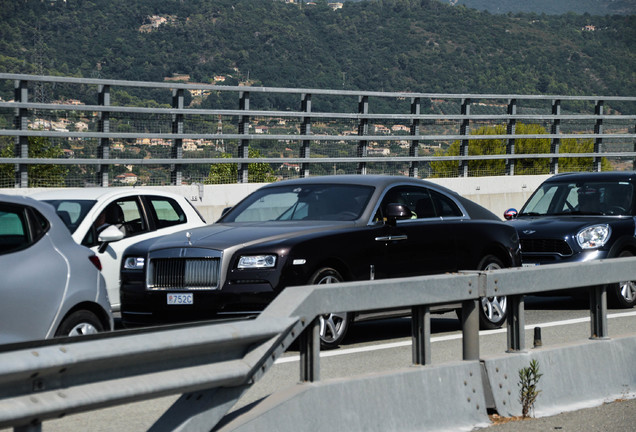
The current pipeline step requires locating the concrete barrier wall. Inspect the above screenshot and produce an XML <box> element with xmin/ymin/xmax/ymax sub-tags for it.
<box><xmin>0</xmin><ymin>174</ymin><xmax>551</xmax><ymax>222</ymax></box>
<box><xmin>483</xmin><ymin>335</ymin><xmax>636</xmax><ymax>418</ymax></box>
<box><xmin>214</xmin><ymin>335</ymin><xmax>636</xmax><ymax>431</ymax></box>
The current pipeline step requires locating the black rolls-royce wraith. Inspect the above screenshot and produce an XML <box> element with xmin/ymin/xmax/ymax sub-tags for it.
<box><xmin>121</xmin><ymin>175</ymin><xmax>521</xmax><ymax>347</ymax></box>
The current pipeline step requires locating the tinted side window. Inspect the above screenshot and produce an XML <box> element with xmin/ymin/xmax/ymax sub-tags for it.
<box><xmin>430</xmin><ymin>190</ymin><xmax>463</xmax><ymax>217</ymax></box>
<box><xmin>377</xmin><ymin>186</ymin><xmax>436</xmax><ymax>220</ymax></box>
<box><xmin>148</xmin><ymin>197</ymin><xmax>186</xmax><ymax>229</ymax></box>
<box><xmin>0</xmin><ymin>204</ymin><xmax>37</xmax><ymax>254</ymax></box>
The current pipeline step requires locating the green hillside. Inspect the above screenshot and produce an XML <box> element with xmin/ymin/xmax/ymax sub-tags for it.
<box><xmin>0</xmin><ymin>0</ymin><xmax>634</xmax><ymax>104</ymax></box>
<box><xmin>441</xmin><ymin>0</ymin><xmax>636</xmax><ymax>15</ymax></box>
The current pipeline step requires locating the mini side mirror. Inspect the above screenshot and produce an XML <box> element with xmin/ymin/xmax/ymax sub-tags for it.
<box><xmin>97</xmin><ymin>225</ymin><xmax>125</xmax><ymax>253</ymax></box>
<box><xmin>503</xmin><ymin>208</ymin><xmax>518</xmax><ymax>220</ymax></box>
<box><xmin>98</xmin><ymin>225</ymin><xmax>125</xmax><ymax>243</ymax></box>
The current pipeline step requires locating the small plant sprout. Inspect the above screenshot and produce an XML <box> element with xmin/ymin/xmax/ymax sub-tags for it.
<box><xmin>518</xmin><ymin>359</ymin><xmax>542</xmax><ymax>419</ymax></box>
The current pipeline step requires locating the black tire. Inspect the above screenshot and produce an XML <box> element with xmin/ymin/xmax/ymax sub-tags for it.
<box><xmin>608</xmin><ymin>251</ymin><xmax>636</xmax><ymax>308</ymax></box>
<box><xmin>55</xmin><ymin>310</ymin><xmax>104</xmax><ymax>337</ymax></box>
<box><xmin>307</xmin><ymin>267</ymin><xmax>350</xmax><ymax>349</ymax></box>
<box><xmin>478</xmin><ymin>255</ymin><xmax>508</xmax><ymax>330</ymax></box>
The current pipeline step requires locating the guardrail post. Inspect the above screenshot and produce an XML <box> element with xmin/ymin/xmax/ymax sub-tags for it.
<box><xmin>299</xmin><ymin>317</ymin><xmax>320</xmax><ymax>382</ymax></box>
<box><xmin>412</xmin><ymin>305</ymin><xmax>431</xmax><ymax>365</ymax></box>
<box><xmin>357</xmin><ymin>95</ymin><xmax>368</xmax><ymax>175</ymax></box>
<box><xmin>550</xmin><ymin>99</ymin><xmax>561</xmax><ymax>174</ymax></box>
<box><xmin>300</xmin><ymin>93</ymin><xmax>311</xmax><ymax>178</ymax></box>
<box><xmin>409</xmin><ymin>97</ymin><xmax>420</xmax><ymax>178</ymax></box>
<box><xmin>506</xmin><ymin>98</ymin><xmax>516</xmax><ymax>176</ymax></box>
<box><xmin>14</xmin><ymin>80</ymin><xmax>29</xmax><ymax>188</ymax></box>
<box><xmin>461</xmin><ymin>299</ymin><xmax>479</xmax><ymax>360</ymax></box>
<box><xmin>97</xmin><ymin>84</ymin><xmax>110</xmax><ymax>187</ymax></box>
<box><xmin>171</xmin><ymin>88</ymin><xmax>184</xmax><ymax>186</ymax></box>
<box><xmin>14</xmin><ymin>422</ymin><xmax>42</xmax><ymax>432</ymax></box>
<box><xmin>594</xmin><ymin>100</ymin><xmax>604</xmax><ymax>172</ymax></box>
<box><xmin>459</xmin><ymin>98</ymin><xmax>471</xmax><ymax>178</ymax></box>
<box><xmin>589</xmin><ymin>285</ymin><xmax>609</xmax><ymax>339</ymax></box>
<box><xmin>506</xmin><ymin>295</ymin><xmax>525</xmax><ymax>352</ymax></box>
<box><xmin>238</xmin><ymin>91</ymin><xmax>250</xmax><ymax>183</ymax></box>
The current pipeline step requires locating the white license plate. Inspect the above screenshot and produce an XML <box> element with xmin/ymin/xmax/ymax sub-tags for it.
<box><xmin>167</xmin><ymin>293</ymin><xmax>193</xmax><ymax>305</ymax></box>
<box><xmin>522</xmin><ymin>263</ymin><xmax>539</xmax><ymax>267</ymax></box>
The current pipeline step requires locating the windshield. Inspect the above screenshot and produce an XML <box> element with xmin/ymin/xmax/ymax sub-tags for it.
<box><xmin>520</xmin><ymin>180</ymin><xmax>634</xmax><ymax>217</ymax></box>
<box><xmin>220</xmin><ymin>184</ymin><xmax>375</xmax><ymax>223</ymax></box>
<box><xmin>43</xmin><ymin>199</ymin><xmax>96</xmax><ymax>233</ymax></box>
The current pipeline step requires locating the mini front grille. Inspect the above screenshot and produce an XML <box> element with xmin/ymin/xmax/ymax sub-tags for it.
<box><xmin>520</xmin><ymin>238</ymin><xmax>573</xmax><ymax>256</ymax></box>
<box><xmin>149</xmin><ymin>258</ymin><xmax>220</xmax><ymax>290</ymax></box>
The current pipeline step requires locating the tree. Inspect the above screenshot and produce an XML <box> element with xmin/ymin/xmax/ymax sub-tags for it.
<box><xmin>205</xmin><ymin>148</ymin><xmax>277</xmax><ymax>184</ymax></box>
<box><xmin>0</xmin><ymin>136</ymin><xmax>69</xmax><ymax>187</ymax></box>
<box><xmin>430</xmin><ymin>123</ymin><xmax>610</xmax><ymax>177</ymax></box>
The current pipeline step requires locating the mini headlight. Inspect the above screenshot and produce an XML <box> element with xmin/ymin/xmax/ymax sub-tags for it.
<box><xmin>123</xmin><ymin>257</ymin><xmax>145</xmax><ymax>270</ymax></box>
<box><xmin>238</xmin><ymin>255</ymin><xmax>276</xmax><ymax>269</ymax></box>
<box><xmin>576</xmin><ymin>224</ymin><xmax>611</xmax><ymax>249</ymax></box>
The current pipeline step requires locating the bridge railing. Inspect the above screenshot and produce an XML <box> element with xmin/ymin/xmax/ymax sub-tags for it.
<box><xmin>0</xmin><ymin>257</ymin><xmax>634</xmax><ymax>431</ymax></box>
<box><xmin>1</xmin><ymin>73</ymin><xmax>635</xmax><ymax>188</ymax></box>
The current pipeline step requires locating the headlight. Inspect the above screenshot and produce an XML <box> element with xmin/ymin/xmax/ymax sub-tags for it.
<box><xmin>123</xmin><ymin>257</ymin><xmax>145</xmax><ymax>270</ymax></box>
<box><xmin>576</xmin><ymin>224</ymin><xmax>611</xmax><ymax>249</ymax></box>
<box><xmin>238</xmin><ymin>255</ymin><xmax>276</xmax><ymax>269</ymax></box>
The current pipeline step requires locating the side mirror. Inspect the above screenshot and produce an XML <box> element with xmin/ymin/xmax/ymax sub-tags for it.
<box><xmin>503</xmin><ymin>208</ymin><xmax>518</xmax><ymax>220</ymax></box>
<box><xmin>386</xmin><ymin>203</ymin><xmax>412</xmax><ymax>226</ymax></box>
<box><xmin>97</xmin><ymin>225</ymin><xmax>125</xmax><ymax>253</ymax></box>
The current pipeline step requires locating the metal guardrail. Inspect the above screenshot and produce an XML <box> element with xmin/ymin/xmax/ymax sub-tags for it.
<box><xmin>0</xmin><ymin>257</ymin><xmax>635</xmax><ymax>431</ymax></box>
<box><xmin>1</xmin><ymin>73</ymin><xmax>635</xmax><ymax>187</ymax></box>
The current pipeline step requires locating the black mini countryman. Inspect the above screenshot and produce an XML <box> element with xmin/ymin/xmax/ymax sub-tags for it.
<box><xmin>121</xmin><ymin>175</ymin><xmax>521</xmax><ymax>347</ymax></box>
<box><xmin>505</xmin><ymin>171</ymin><xmax>636</xmax><ymax>309</ymax></box>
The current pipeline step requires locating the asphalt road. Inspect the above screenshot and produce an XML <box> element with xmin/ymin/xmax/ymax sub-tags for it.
<box><xmin>6</xmin><ymin>296</ymin><xmax>636</xmax><ymax>431</ymax></box>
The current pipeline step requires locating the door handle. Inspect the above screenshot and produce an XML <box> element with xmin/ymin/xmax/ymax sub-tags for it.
<box><xmin>375</xmin><ymin>235</ymin><xmax>408</xmax><ymax>241</ymax></box>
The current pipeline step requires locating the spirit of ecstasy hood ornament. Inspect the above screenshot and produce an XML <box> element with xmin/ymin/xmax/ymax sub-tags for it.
<box><xmin>186</xmin><ymin>231</ymin><xmax>192</xmax><ymax>245</ymax></box>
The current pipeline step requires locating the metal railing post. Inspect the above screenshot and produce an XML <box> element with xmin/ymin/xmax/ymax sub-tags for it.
<box><xmin>506</xmin><ymin>295</ymin><xmax>525</xmax><ymax>352</ymax></box>
<box><xmin>461</xmin><ymin>299</ymin><xmax>479</xmax><ymax>360</ymax></box>
<box><xmin>459</xmin><ymin>98</ymin><xmax>471</xmax><ymax>178</ymax></box>
<box><xmin>550</xmin><ymin>99</ymin><xmax>561</xmax><ymax>174</ymax></box>
<box><xmin>412</xmin><ymin>305</ymin><xmax>431</xmax><ymax>365</ymax></box>
<box><xmin>506</xmin><ymin>98</ymin><xmax>516</xmax><ymax>176</ymax></box>
<box><xmin>594</xmin><ymin>100</ymin><xmax>604</xmax><ymax>172</ymax></box>
<box><xmin>14</xmin><ymin>80</ymin><xmax>29</xmax><ymax>188</ymax></box>
<box><xmin>97</xmin><ymin>85</ymin><xmax>110</xmax><ymax>187</ymax></box>
<box><xmin>357</xmin><ymin>95</ymin><xmax>368</xmax><ymax>175</ymax></box>
<box><xmin>409</xmin><ymin>97</ymin><xmax>420</xmax><ymax>178</ymax></box>
<box><xmin>633</xmin><ymin>123</ymin><xmax>636</xmax><ymax>171</ymax></box>
<box><xmin>590</xmin><ymin>285</ymin><xmax>609</xmax><ymax>339</ymax></box>
<box><xmin>300</xmin><ymin>93</ymin><xmax>311</xmax><ymax>178</ymax></box>
<box><xmin>299</xmin><ymin>317</ymin><xmax>320</xmax><ymax>382</ymax></box>
<box><xmin>170</xmin><ymin>88</ymin><xmax>184</xmax><ymax>186</ymax></box>
<box><xmin>238</xmin><ymin>91</ymin><xmax>250</xmax><ymax>183</ymax></box>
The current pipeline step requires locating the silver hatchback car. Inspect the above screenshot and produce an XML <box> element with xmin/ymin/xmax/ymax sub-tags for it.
<box><xmin>0</xmin><ymin>194</ymin><xmax>113</xmax><ymax>345</ymax></box>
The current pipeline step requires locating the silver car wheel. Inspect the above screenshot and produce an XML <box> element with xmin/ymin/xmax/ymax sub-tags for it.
<box><xmin>67</xmin><ymin>322</ymin><xmax>100</xmax><ymax>336</ymax></box>
<box><xmin>618</xmin><ymin>280</ymin><xmax>636</xmax><ymax>303</ymax></box>
<box><xmin>319</xmin><ymin>312</ymin><xmax>349</xmax><ymax>344</ymax></box>
<box><xmin>479</xmin><ymin>258</ymin><xmax>508</xmax><ymax>329</ymax></box>
<box><xmin>481</xmin><ymin>295</ymin><xmax>507</xmax><ymax>323</ymax></box>
<box><xmin>310</xmin><ymin>269</ymin><xmax>350</xmax><ymax>348</ymax></box>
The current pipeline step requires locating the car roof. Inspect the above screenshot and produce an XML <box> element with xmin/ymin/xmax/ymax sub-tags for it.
<box><xmin>545</xmin><ymin>171</ymin><xmax>636</xmax><ymax>183</ymax></box>
<box><xmin>0</xmin><ymin>193</ymin><xmax>53</xmax><ymax>209</ymax></box>
<box><xmin>29</xmin><ymin>187</ymin><xmax>185</xmax><ymax>201</ymax></box>
<box><xmin>255</xmin><ymin>174</ymin><xmax>499</xmax><ymax>221</ymax></box>
<box><xmin>260</xmin><ymin>174</ymin><xmax>456</xmax><ymax>193</ymax></box>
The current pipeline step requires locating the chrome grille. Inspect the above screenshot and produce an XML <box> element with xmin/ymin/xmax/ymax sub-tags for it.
<box><xmin>520</xmin><ymin>239</ymin><xmax>573</xmax><ymax>256</ymax></box>
<box><xmin>149</xmin><ymin>258</ymin><xmax>220</xmax><ymax>290</ymax></box>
